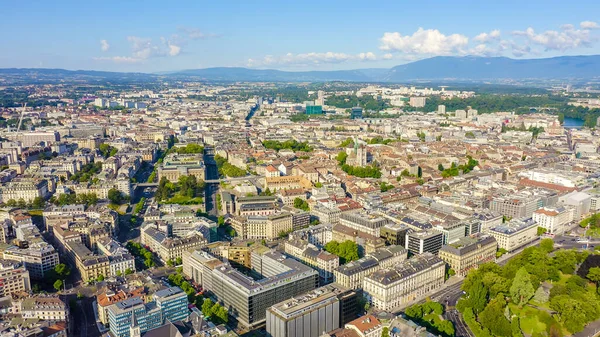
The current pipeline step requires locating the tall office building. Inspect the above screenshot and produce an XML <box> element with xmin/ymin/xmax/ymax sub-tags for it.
<box><xmin>107</xmin><ymin>286</ymin><xmax>188</xmax><ymax>337</ymax></box>
<box><xmin>438</xmin><ymin>105</ymin><xmax>446</xmax><ymax>114</ymax></box>
<box><xmin>266</xmin><ymin>284</ymin><xmax>358</xmax><ymax>337</ymax></box>
<box><xmin>183</xmin><ymin>249</ymin><xmax>319</xmax><ymax>329</ymax></box>
<box><xmin>306</xmin><ymin>104</ymin><xmax>323</xmax><ymax>115</ymax></box>
<box><xmin>350</xmin><ymin>107</ymin><xmax>363</xmax><ymax>119</ymax></box>
<box><xmin>405</xmin><ymin>230</ymin><xmax>443</xmax><ymax>255</ymax></box>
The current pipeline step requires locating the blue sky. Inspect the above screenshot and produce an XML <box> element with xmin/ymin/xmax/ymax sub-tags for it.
<box><xmin>1</xmin><ymin>0</ymin><xmax>600</xmax><ymax>72</ymax></box>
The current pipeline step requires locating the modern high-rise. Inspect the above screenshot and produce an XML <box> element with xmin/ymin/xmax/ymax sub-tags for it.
<box><xmin>350</xmin><ymin>107</ymin><xmax>363</xmax><ymax>119</ymax></box>
<box><xmin>266</xmin><ymin>284</ymin><xmax>358</xmax><ymax>337</ymax></box>
<box><xmin>182</xmin><ymin>249</ymin><xmax>318</xmax><ymax>329</ymax></box>
<box><xmin>107</xmin><ymin>286</ymin><xmax>188</xmax><ymax>337</ymax></box>
<box><xmin>405</xmin><ymin>230</ymin><xmax>443</xmax><ymax>255</ymax></box>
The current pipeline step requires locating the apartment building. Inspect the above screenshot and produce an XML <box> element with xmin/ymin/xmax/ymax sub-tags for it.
<box><xmin>486</xmin><ymin>217</ymin><xmax>538</xmax><ymax>252</ymax></box>
<box><xmin>363</xmin><ymin>253</ymin><xmax>445</xmax><ymax>311</ymax></box>
<box><xmin>438</xmin><ymin>236</ymin><xmax>498</xmax><ymax>276</ymax></box>
<box><xmin>332</xmin><ymin>224</ymin><xmax>386</xmax><ymax>255</ymax></box>
<box><xmin>2</xmin><ymin>242</ymin><xmax>59</xmax><ymax>279</ymax></box>
<box><xmin>289</xmin><ymin>223</ymin><xmax>333</xmax><ymax>248</ymax></box>
<box><xmin>532</xmin><ymin>206</ymin><xmax>574</xmax><ymax>234</ymax></box>
<box><xmin>333</xmin><ymin>245</ymin><xmax>407</xmax><ymax>290</ymax></box>
<box><xmin>21</xmin><ymin>296</ymin><xmax>68</xmax><ymax>324</ymax></box>
<box><xmin>340</xmin><ymin>212</ymin><xmax>391</xmax><ymax>237</ymax></box>
<box><xmin>0</xmin><ymin>259</ymin><xmax>31</xmax><ymax>296</ymax></box>
<box><xmin>233</xmin><ymin>212</ymin><xmax>294</xmax><ymax>240</ymax></box>
<box><xmin>0</xmin><ymin>180</ymin><xmax>49</xmax><ymax>203</ymax></box>
<box><xmin>490</xmin><ymin>195</ymin><xmax>541</xmax><ymax>219</ymax></box>
<box><xmin>284</xmin><ymin>239</ymin><xmax>339</xmax><ymax>285</ymax></box>
<box><xmin>266</xmin><ymin>284</ymin><xmax>358</xmax><ymax>337</ymax></box>
<box><xmin>141</xmin><ymin>226</ymin><xmax>205</xmax><ymax>262</ymax></box>
<box><xmin>235</xmin><ymin>195</ymin><xmax>279</xmax><ymax>216</ymax></box>
<box><xmin>311</xmin><ymin>204</ymin><xmax>342</xmax><ymax>224</ymax></box>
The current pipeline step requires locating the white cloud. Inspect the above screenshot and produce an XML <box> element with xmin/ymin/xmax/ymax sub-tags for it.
<box><xmin>247</xmin><ymin>51</ymin><xmax>379</xmax><ymax>67</ymax></box>
<box><xmin>581</xmin><ymin>21</ymin><xmax>599</xmax><ymax>29</ymax></box>
<box><xmin>178</xmin><ymin>27</ymin><xmax>218</xmax><ymax>40</ymax></box>
<box><xmin>358</xmin><ymin>52</ymin><xmax>377</xmax><ymax>61</ymax></box>
<box><xmin>100</xmin><ymin>39</ymin><xmax>110</xmax><ymax>52</ymax></box>
<box><xmin>168</xmin><ymin>44</ymin><xmax>181</xmax><ymax>56</ymax></box>
<box><xmin>474</xmin><ymin>29</ymin><xmax>501</xmax><ymax>43</ymax></box>
<box><xmin>512</xmin><ymin>26</ymin><xmax>595</xmax><ymax>51</ymax></box>
<box><xmin>382</xmin><ymin>53</ymin><xmax>393</xmax><ymax>60</ymax></box>
<box><xmin>92</xmin><ymin>56</ymin><xmax>142</xmax><ymax>64</ymax></box>
<box><xmin>379</xmin><ymin>28</ymin><xmax>469</xmax><ymax>56</ymax></box>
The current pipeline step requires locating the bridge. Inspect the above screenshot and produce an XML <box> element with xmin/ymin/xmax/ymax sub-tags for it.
<box><xmin>134</xmin><ymin>175</ymin><xmax>259</xmax><ymax>187</ymax></box>
<box><xmin>135</xmin><ymin>183</ymin><xmax>159</xmax><ymax>188</ymax></box>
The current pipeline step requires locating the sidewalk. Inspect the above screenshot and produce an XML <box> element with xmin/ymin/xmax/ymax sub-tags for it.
<box><xmin>92</xmin><ymin>300</ymin><xmax>109</xmax><ymax>334</ymax></box>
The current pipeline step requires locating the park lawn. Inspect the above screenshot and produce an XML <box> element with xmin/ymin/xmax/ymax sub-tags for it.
<box><xmin>586</xmin><ymin>227</ymin><xmax>600</xmax><ymax>238</ymax></box>
<box><xmin>510</xmin><ymin>304</ymin><xmax>548</xmax><ymax>336</ymax></box>
<box><xmin>162</xmin><ymin>195</ymin><xmax>204</xmax><ymax>205</ymax></box>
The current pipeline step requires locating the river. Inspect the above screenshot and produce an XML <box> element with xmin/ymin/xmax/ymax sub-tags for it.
<box><xmin>563</xmin><ymin>117</ymin><xmax>585</xmax><ymax>129</ymax></box>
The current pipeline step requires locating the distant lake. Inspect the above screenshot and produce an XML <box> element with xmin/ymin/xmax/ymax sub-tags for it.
<box><xmin>563</xmin><ymin>117</ymin><xmax>584</xmax><ymax>129</ymax></box>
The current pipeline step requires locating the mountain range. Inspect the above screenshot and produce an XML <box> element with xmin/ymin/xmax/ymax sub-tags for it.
<box><xmin>3</xmin><ymin>55</ymin><xmax>600</xmax><ymax>83</ymax></box>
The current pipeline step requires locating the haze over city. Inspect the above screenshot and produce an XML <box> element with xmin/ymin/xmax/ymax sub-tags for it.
<box><xmin>2</xmin><ymin>0</ymin><xmax>600</xmax><ymax>72</ymax></box>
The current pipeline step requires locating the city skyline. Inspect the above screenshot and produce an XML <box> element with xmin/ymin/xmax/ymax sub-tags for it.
<box><xmin>2</xmin><ymin>0</ymin><xmax>600</xmax><ymax>72</ymax></box>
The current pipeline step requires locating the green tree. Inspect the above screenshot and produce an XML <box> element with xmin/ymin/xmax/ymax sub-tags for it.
<box><xmin>125</xmin><ymin>268</ymin><xmax>133</xmax><ymax>275</ymax></box>
<box><xmin>54</xmin><ymin>263</ymin><xmax>71</xmax><ymax>280</ymax></box>
<box><xmin>53</xmin><ymin>279</ymin><xmax>63</xmax><ymax>292</ymax></box>
<box><xmin>201</xmin><ymin>298</ymin><xmax>214</xmax><ymax>317</ymax></box>
<box><xmin>510</xmin><ymin>267</ymin><xmax>535</xmax><ymax>306</ymax></box>
<box><xmin>511</xmin><ymin>316</ymin><xmax>524</xmax><ymax>337</ymax></box>
<box><xmin>540</xmin><ymin>238</ymin><xmax>554</xmax><ymax>253</ymax></box>
<box><xmin>479</xmin><ymin>297</ymin><xmax>512</xmax><ymax>337</ymax></box>
<box><xmin>293</xmin><ymin>197</ymin><xmax>310</xmax><ymax>211</ymax></box>
<box><xmin>97</xmin><ymin>274</ymin><xmax>105</xmax><ymax>282</ymax></box>
<box><xmin>438</xmin><ymin>163</ymin><xmax>445</xmax><ymax>171</ymax></box>
<box><xmin>381</xmin><ymin>327</ymin><xmax>389</xmax><ymax>337</ymax></box>
<box><xmin>108</xmin><ymin>188</ymin><xmax>123</xmax><ymax>204</ymax></box>
<box><xmin>587</xmin><ymin>267</ymin><xmax>600</xmax><ymax>286</ymax></box>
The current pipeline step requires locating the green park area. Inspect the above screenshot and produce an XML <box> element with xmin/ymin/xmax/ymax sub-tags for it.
<box><xmin>458</xmin><ymin>238</ymin><xmax>600</xmax><ymax>336</ymax></box>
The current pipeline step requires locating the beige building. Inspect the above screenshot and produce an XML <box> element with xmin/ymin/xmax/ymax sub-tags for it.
<box><xmin>438</xmin><ymin>236</ymin><xmax>497</xmax><ymax>276</ymax></box>
<box><xmin>0</xmin><ymin>259</ymin><xmax>31</xmax><ymax>296</ymax></box>
<box><xmin>532</xmin><ymin>206</ymin><xmax>574</xmax><ymax>234</ymax></box>
<box><xmin>141</xmin><ymin>226</ymin><xmax>205</xmax><ymax>262</ymax></box>
<box><xmin>0</xmin><ymin>180</ymin><xmax>49</xmax><ymax>203</ymax></box>
<box><xmin>333</xmin><ymin>245</ymin><xmax>407</xmax><ymax>290</ymax></box>
<box><xmin>2</xmin><ymin>242</ymin><xmax>59</xmax><ymax>279</ymax></box>
<box><xmin>265</xmin><ymin>175</ymin><xmax>312</xmax><ymax>191</ymax></box>
<box><xmin>332</xmin><ymin>224</ymin><xmax>386</xmax><ymax>255</ymax></box>
<box><xmin>363</xmin><ymin>253</ymin><xmax>445</xmax><ymax>311</ymax></box>
<box><xmin>486</xmin><ymin>217</ymin><xmax>538</xmax><ymax>252</ymax></box>
<box><xmin>20</xmin><ymin>296</ymin><xmax>68</xmax><ymax>323</ymax></box>
<box><xmin>233</xmin><ymin>212</ymin><xmax>294</xmax><ymax>240</ymax></box>
<box><xmin>158</xmin><ymin>153</ymin><xmax>206</xmax><ymax>182</ymax></box>
<box><xmin>284</xmin><ymin>239</ymin><xmax>339</xmax><ymax>284</ymax></box>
